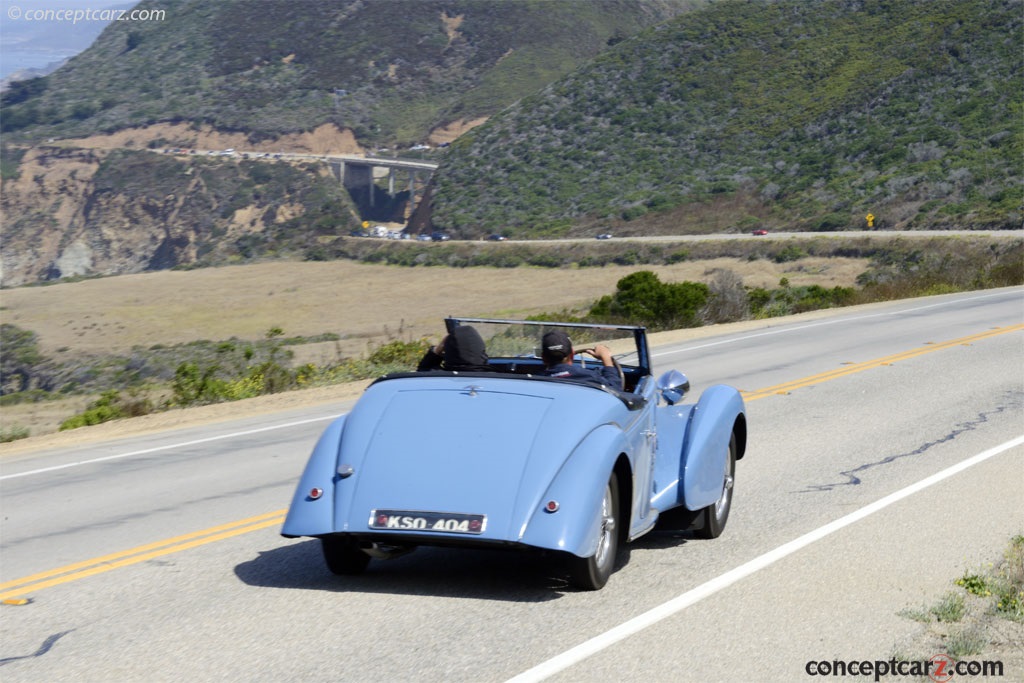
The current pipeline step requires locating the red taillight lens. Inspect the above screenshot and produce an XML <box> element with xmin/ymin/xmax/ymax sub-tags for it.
<box><xmin>544</xmin><ymin>500</ymin><xmax>559</xmax><ymax>513</ymax></box>
<box><xmin>309</xmin><ymin>487</ymin><xmax>323</xmax><ymax>500</ymax></box>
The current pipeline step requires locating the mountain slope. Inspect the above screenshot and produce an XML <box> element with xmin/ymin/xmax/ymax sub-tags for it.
<box><xmin>430</xmin><ymin>0</ymin><xmax>1023</xmax><ymax>235</ymax></box>
<box><xmin>0</xmin><ymin>147</ymin><xmax>359</xmax><ymax>286</ymax></box>
<box><xmin>0</xmin><ymin>0</ymin><xmax>692</xmax><ymax>146</ymax></box>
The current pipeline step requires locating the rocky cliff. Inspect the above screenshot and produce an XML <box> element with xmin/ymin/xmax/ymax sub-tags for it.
<box><xmin>0</xmin><ymin>144</ymin><xmax>357</xmax><ymax>286</ymax></box>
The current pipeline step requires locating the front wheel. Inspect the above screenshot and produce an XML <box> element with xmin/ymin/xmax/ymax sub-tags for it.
<box><xmin>695</xmin><ymin>433</ymin><xmax>736</xmax><ymax>539</ymax></box>
<box><xmin>321</xmin><ymin>536</ymin><xmax>371</xmax><ymax>575</ymax></box>
<box><xmin>568</xmin><ymin>475</ymin><xmax>620</xmax><ymax>590</ymax></box>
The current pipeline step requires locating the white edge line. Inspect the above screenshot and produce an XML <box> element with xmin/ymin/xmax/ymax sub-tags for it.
<box><xmin>505</xmin><ymin>434</ymin><xmax>1024</xmax><ymax>683</ymax></box>
<box><xmin>0</xmin><ymin>414</ymin><xmax>341</xmax><ymax>481</ymax></box>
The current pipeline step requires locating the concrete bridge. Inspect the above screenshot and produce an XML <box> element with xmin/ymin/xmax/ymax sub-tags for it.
<box><xmin>158</xmin><ymin>147</ymin><xmax>439</xmax><ymax>224</ymax></box>
<box><xmin>325</xmin><ymin>154</ymin><xmax>439</xmax><ymax>215</ymax></box>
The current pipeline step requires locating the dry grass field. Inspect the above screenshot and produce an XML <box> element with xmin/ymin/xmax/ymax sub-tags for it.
<box><xmin>0</xmin><ymin>255</ymin><xmax>867</xmax><ymax>441</ymax></box>
<box><xmin>2</xmin><ymin>256</ymin><xmax>868</xmax><ymax>357</ymax></box>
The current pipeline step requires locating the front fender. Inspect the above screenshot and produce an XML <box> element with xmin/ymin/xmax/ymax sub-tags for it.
<box><xmin>519</xmin><ymin>424</ymin><xmax>629</xmax><ymax>558</ymax></box>
<box><xmin>681</xmin><ymin>385</ymin><xmax>744</xmax><ymax>510</ymax></box>
<box><xmin>281</xmin><ymin>415</ymin><xmax>346</xmax><ymax>538</ymax></box>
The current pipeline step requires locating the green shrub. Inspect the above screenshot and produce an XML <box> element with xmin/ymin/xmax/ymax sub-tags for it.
<box><xmin>749</xmin><ymin>284</ymin><xmax>855</xmax><ymax>317</ymax></box>
<box><xmin>774</xmin><ymin>245</ymin><xmax>808</xmax><ymax>263</ymax></box>
<box><xmin>589</xmin><ymin>271</ymin><xmax>709</xmax><ymax>330</ymax></box>
<box><xmin>0</xmin><ymin>425</ymin><xmax>30</xmax><ymax>442</ymax></box>
<box><xmin>366</xmin><ymin>338</ymin><xmax>431</xmax><ymax>367</ymax></box>
<box><xmin>59</xmin><ymin>389</ymin><xmax>151</xmax><ymax>430</ymax></box>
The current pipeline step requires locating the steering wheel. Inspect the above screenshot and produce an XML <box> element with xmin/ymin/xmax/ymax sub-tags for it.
<box><xmin>578</xmin><ymin>349</ymin><xmax>625</xmax><ymax>391</ymax></box>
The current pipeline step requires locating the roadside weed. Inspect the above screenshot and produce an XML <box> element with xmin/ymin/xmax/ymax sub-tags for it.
<box><xmin>929</xmin><ymin>592</ymin><xmax>965</xmax><ymax>623</ymax></box>
<box><xmin>955</xmin><ymin>571</ymin><xmax>991</xmax><ymax>597</ymax></box>
<box><xmin>897</xmin><ymin>605</ymin><xmax>931</xmax><ymax>623</ymax></box>
<box><xmin>944</xmin><ymin>626</ymin><xmax>988</xmax><ymax>658</ymax></box>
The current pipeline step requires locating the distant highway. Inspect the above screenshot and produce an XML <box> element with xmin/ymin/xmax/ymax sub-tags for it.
<box><xmin>151</xmin><ymin>147</ymin><xmax>1020</xmax><ymax>243</ymax></box>
<box><xmin>532</xmin><ymin>229</ymin><xmax>1023</xmax><ymax>244</ymax></box>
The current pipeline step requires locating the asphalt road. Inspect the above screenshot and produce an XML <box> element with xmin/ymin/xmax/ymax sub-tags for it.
<box><xmin>1</xmin><ymin>288</ymin><xmax>1021</xmax><ymax>682</ymax></box>
<box><xmin>531</xmin><ymin>229</ymin><xmax>1021</xmax><ymax>243</ymax></box>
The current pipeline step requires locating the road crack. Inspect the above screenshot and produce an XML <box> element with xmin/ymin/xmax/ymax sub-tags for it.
<box><xmin>0</xmin><ymin>630</ymin><xmax>73</xmax><ymax>666</ymax></box>
<box><xmin>804</xmin><ymin>392</ymin><xmax>1021</xmax><ymax>492</ymax></box>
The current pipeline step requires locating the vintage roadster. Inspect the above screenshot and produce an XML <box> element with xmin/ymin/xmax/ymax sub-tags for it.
<box><xmin>282</xmin><ymin>318</ymin><xmax>746</xmax><ymax>590</ymax></box>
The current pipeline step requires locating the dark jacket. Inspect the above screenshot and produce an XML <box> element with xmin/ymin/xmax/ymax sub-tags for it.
<box><xmin>543</xmin><ymin>363</ymin><xmax>622</xmax><ymax>391</ymax></box>
<box><xmin>417</xmin><ymin>325</ymin><xmax>493</xmax><ymax>372</ymax></box>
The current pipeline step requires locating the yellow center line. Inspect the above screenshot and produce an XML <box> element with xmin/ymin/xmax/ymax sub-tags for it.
<box><xmin>741</xmin><ymin>324</ymin><xmax>1022</xmax><ymax>401</ymax></box>
<box><xmin>3</xmin><ymin>323</ymin><xmax>1021</xmax><ymax>601</ymax></box>
<box><xmin>0</xmin><ymin>510</ymin><xmax>286</xmax><ymax>600</ymax></box>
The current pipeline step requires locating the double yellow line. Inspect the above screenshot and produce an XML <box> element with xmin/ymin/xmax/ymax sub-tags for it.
<box><xmin>741</xmin><ymin>324</ymin><xmax>1023</xmax><ymax>402</ymax></box>
<box><xmin>2</xmin><ymin>323</ymin><xmax>1021</xmax><ymax>602</ymax></box>
<box><xmin>0</xmin><ymin>510</ymin><xmax>285</xmax><ymax>602</ymax></box>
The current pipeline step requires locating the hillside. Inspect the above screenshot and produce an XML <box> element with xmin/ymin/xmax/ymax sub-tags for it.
<box><xmin>2</xmin><ymin>0</ymin><xmax>1020</xmax><ymax>288</ymax></box>
<box><xmin>0</xmin><ymin>147</ymin><xmax>359</xmax><ymax>286</ymax></box>
<box><xmin>429</xmin><ymin>0</ymin><xmax>1023</xmax><ymax>236</ymax></box>
<box><xmin>0</xmin><ymin>0</ymin><xmax>692</xmax><ymax>146</ymax></box>
<box><xmin>0</xmin><ymin>0</ymin><xmax>696</xmax><ymax>286</ymax></box>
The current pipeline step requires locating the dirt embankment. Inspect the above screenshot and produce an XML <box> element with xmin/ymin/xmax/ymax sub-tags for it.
<box><xmin>57</xmin><ymin>122</ymin><xmax>364</xmax><ymax>155</ymax></box>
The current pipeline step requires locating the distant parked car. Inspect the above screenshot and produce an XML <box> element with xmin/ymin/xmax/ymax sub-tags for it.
<box><xmin>752</xmin><ymin>229</ymin><xmax>769</xmax><ymax>236</ymax></box>
<box><xmin>596</xmin><ymin>233</ymin><xmax>613</xmax><ymax>240</ymax></box>
<box><xmin>416</xmin><ymin>234</ymin><xmax>432</xmax><ymax>241</ymax></box>
<box><xmin>431</xmin><ymin>232</ymin><xmax>451</xmax><ymax>242</ymax></box>
<box><xmin>487</xmin><ymin>234</ymin><xmax>508</xmax><ymax>241</ymax></box>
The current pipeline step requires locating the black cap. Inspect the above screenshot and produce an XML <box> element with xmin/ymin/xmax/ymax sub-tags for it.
<box><xmin>541</xmin><ymin>330</ymin><xmax>572</xmax><ymax>361</ymax></box>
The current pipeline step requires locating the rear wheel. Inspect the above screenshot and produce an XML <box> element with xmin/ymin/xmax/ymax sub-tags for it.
<box><xmin>568</xmin><ymin>475</ymin><xmax>620</xmax><ymax>590</ymax></box>
<box><xmin>321</xmin><ymin>536</ymin><xmax>371</xmax><ymax>575</ymax></box>
<box><xmin>695</xmin><ymin>433</ymin><xmax>736</xmax><ymax>539</ymax></box>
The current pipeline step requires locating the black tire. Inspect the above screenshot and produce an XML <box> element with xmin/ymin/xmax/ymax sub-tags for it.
<box><xmin>568</xmin><ymin>475</ymin><xmax>620</xmax><ymax>590</ymax></box>
<box><xmin>321</xmin><ymin>536</ymin><xmax>370</xmax><ymax>575</ymax></box>
<box><xmin>695</xmin><ymin>433</ymin><xmax>736</xmax><ymax>540</ymax></box>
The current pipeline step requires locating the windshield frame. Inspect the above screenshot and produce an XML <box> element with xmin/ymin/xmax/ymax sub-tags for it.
<box><xmin>444</xmin><ymin>317</ymin><xmax>650</xmax><ymax>377</ymax></box>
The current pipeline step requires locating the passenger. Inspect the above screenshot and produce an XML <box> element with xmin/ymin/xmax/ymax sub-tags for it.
<box><xmin>417</xmin><ymin>325</ymin><xmax>493</xmax><ymax>372</ymax></box>
<box><xmin>540</xmin><ymin>330</ymin><xmax>622</xmax><ymax>391</ymax></box>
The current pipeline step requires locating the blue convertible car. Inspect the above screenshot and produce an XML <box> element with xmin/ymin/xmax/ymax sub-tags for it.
<box><xmin>282</xmin><ymin>317</ymin><xmax>746</xmax><ymax>590</ymax></box>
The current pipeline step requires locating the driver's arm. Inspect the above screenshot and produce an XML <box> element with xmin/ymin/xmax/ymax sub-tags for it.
<box><xmin>585</xmin><ymin>344</ymin><xmax>615</xmax><ymax>367</ymax></box>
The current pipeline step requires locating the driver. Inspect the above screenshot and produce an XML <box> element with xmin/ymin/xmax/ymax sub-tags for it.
<box><xmin>540</xmin><ymin>330</ymin><xmax>622</xmax><ymax>391</ymax></box>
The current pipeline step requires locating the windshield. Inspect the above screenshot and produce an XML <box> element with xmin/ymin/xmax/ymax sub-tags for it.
<box><xmin>446</xmin><ymin>318</ymin><xmax>648</xmax><ymax>374</ymax></box>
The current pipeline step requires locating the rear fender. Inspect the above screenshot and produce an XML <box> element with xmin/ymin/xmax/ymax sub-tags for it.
<box><xmin>681</xmin><ymin>385</ymin><xmax>745</xmax><ymax>510</ymax></box>
<box><xmin>519</xmin><ymin>424</ymin><xmax>629</xmax><ymax>558</ymax></box>
<box><xmin>281</xmin><ymin>416</ymin><xmax>346</xmax><ymax>538</ymax></box>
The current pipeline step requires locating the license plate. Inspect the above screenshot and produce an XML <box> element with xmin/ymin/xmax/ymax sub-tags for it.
<box><xmin>369</xmin><ymin>509</ymin><xmax>486</xmax><ymax>534</ymax></box>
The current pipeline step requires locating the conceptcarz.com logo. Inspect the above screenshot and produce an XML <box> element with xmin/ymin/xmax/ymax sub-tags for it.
<box><xmin>804</xmin><ymin>655</ymin><xmax>1005</xmax><ymax>681</ymax></box>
